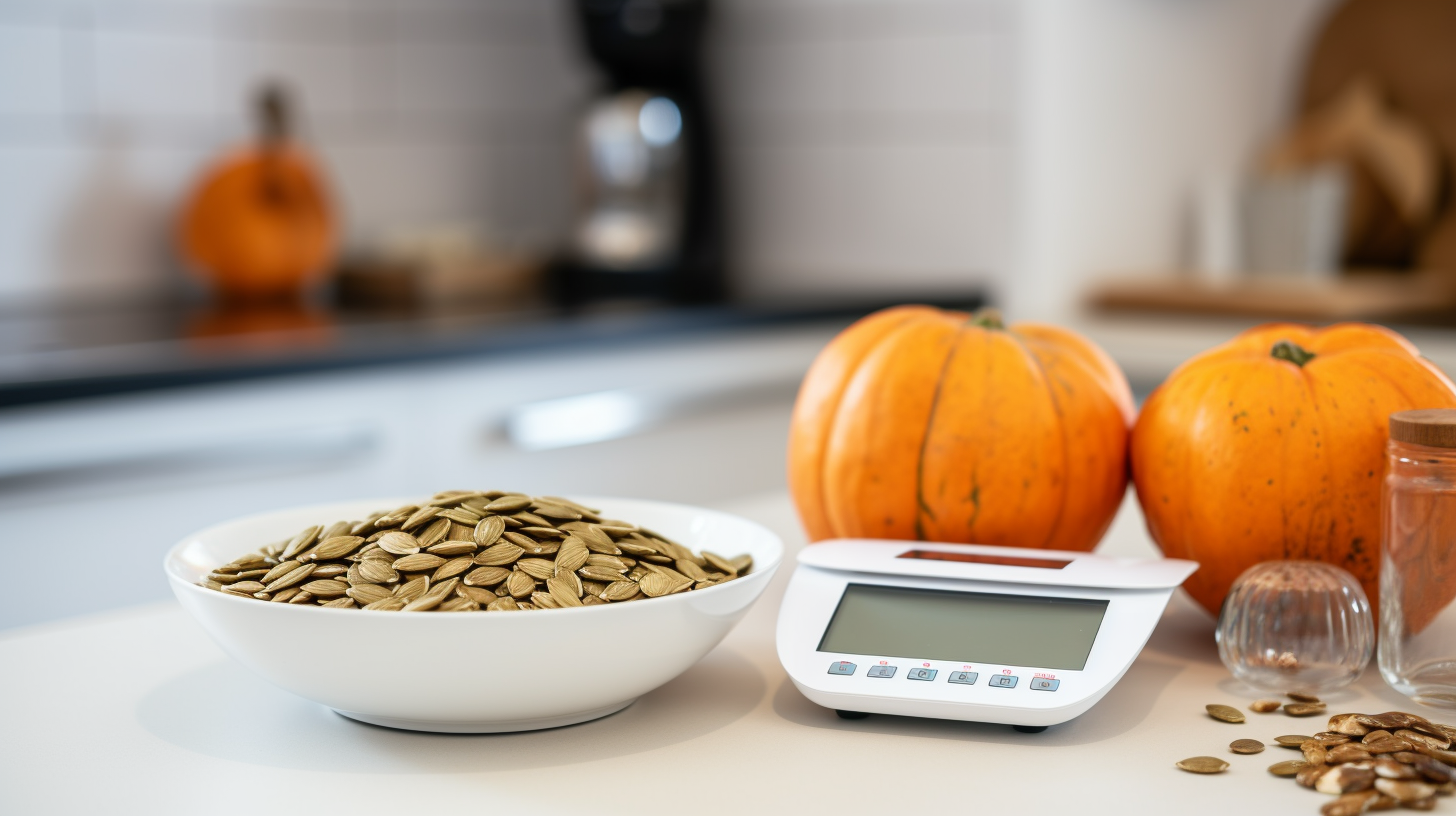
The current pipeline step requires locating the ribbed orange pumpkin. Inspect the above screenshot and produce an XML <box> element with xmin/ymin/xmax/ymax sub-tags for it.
<box><xmin>179</xmin><ymin>85</ymin><xmax>336</xmax><ymax>302</ymax></box>
<box><xmin>1131</xmin><ymin>323</ymin><xmax>1456</xmax><ymax>617</ymax></box>
<box><xmin>789</xmin><ymin>306</ymin><xmax>1135</xmax><ymax>550</ymax></box>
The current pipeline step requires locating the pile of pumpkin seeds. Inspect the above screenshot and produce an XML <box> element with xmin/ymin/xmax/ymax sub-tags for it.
<box><xmin>1177</xmin><ymin>695</ymin><xmax>1456</xmax><ymax>815</ymax></box>
<box><xmin>199</xmin><ymin>491</ymin><xmax>752</xmax><ymax>612</ymax></box>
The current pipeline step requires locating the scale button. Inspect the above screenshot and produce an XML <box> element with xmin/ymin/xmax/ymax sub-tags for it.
<box><xmin>948</xmin><ymin>671</ymin><xmax>979</xmax><ymax>685</ymax></box>
<box><xmin>989</xmin><ymin>674</ymin><xmax>1019</xmax><ymax>688</ymax></box>
<box><xmin>827</xmin><ymin>661</ymin><xmax>857</xmax><ymax>676</ymax></box>
<box><xmin>1031</xmin><ymin>678</ymin><xmax>1060</xmax><ymax>692</ymax></box>
<box><xmin>907</xmin><ymin>668</ymin><xmax>937</xmax><ymax>682</ymax></box>
<box><xmin>867</xmin><ymin>665</ymin><xmax>897</xmax><ymax>678</ymax></box>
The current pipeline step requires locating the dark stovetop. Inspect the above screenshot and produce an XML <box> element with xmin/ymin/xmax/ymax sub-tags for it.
<box><xmin>0</xmin><ymin>294</ymin><xmax>984</xmax><ymax>408</ymax></box>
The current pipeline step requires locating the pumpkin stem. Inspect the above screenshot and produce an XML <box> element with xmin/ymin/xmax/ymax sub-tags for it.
<box><xmin>970</xmin><ymin>308</ymin><xmax>1005</xmax><ymax>330</ymax></box>
<box><xmin>256</xmin><ymin>82</ymin><xmax>290</xmax><ymax>147</ymax></box>
<box><xmin>1271</xmin><ymin>340</ymin><xmax>1317</xmax><ymax>367</ymax></box>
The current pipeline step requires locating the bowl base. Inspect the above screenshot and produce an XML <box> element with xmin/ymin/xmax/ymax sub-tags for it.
<box><xmin>331</xmin><ymin>699</ymin><xmax>636</xmax><ymax>733</ymax></box>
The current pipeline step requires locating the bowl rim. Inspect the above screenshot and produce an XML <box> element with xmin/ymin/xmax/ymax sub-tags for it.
<box><xmin>164</xmin><ymin>494</ymin><xmax>785</xmax><ymax>618</ymax></box>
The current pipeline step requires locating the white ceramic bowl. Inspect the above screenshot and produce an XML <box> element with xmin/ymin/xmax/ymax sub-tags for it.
<box><xmin>165</xmin><ymin>496</ymin><xmax>783</xmax><ymax>733</ymax></box>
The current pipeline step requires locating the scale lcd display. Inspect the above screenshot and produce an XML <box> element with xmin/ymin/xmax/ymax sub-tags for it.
<box><xmin>817</xmin><ymin>584</ymin><xmax>1109</xmax><ymax>671</ymax></box>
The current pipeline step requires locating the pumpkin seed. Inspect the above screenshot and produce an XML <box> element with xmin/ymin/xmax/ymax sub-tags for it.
<box><xmin>1395</xmin><ymin>730</ymin><xmax>1452</xmax><ymax>751</ymax></box>
<box><xmin>1206</xmin><ymin>704</ymin><xmax>1245</xmax><ymax>723</ymax></box>
<box><xmin>437</xmin><ymin>508</ymin><xmax>482</xmax><ymax>526</ymax></box>
<box><xmin>415</xmin><ymin>517</ymin><xmax>452</xmax><ymax>548</ymax></box>
<box><xmin>263</xmin><ymin>563</ymin><xmax>316</xmax><ymax>593</ymax></box>
<box><xmin>300</xmin><ymin>579</ymin><xmax>348</xmax><ymax>597</ymax></box>
<box><xmin>311</xmin><ymin>535</ymin><xmax>365</xmax><ymax>560</ymax></box>
<box><xmin>555</xmin><ymin>539</ymin><xmax>590</xmax><ymax>573</ymax></box>
<box><xmin>516</xmin><ymin>558</ymin><xmax>556</xmax><ymax>580</ymax></box>
<box><xmin>1315</xmin><ymin>766</ymin><xmax>1376</xmax><ymax>794</ymax></box>
<box><xmin>506</xmin><ymin>570</ymin><xmax>535</xmax><ymax>599</ymax></box>
<box><xmin>456</xmin><ymin>586</ymin><xmax>497</xmax><ymax>605</ymax></box>
<box><xmin>356</xmin><ymin>559</ymin><xmax>398</xmax><ymax>585</ymax></box>
<box><xmin>378</xmin><ymin>531</ymin><xmax>421</xmax><ymax>556</ymax></box>
<box><xmin>1304</xmin><ymin>741</ymin><xmax>1329</xmax><ymax>766</ymax></box>
<box><xmin>1286</xmin><ymin>701</ymin><xmax>1328</xmax><ymax>717</ymax></box>
<box><xmin>281</xmin><ymin>526</ymin><xmax>322</xmax><ymax>560</ymax></box>
<box><xmin>392</xmin><ymin>553</ymin><xmax>446</xmax><ymax>572</ymax></box>
<box><xmin>1374</xmin><ymin>759</ymin><xmax>1422</xmax><ymax>780</ymax></box>
<box><xmin>474</xmin><ymin>543</ymin><xmax>524</xmax><ymax>566</ymax></box>
<box><xmin>1320</xmin><ymin>791</ymin><xmax>1382</xmax><ymax>816</ymax></box>
<box><xmin>1230</xmin><ymin>739</ymin><xmax>1265</xmax><ymax>754</ymax></box>
<box><xmin>484</xmin><ymin>495</ymin><xmax>531</xmax><ymax>513</ymax></box>
<box><xmin>432</xmin><ymin>556</ymin><xmax>473</xmax><ymax>582</ymax></box>
<box><xmin>473</xmin><ymin>516</ymin><xmax>506</xmax><ymax>547</ymax></box>
<box><xmin>394</xmin><ymin>575</ymin><xmax>429</xmax><ymax>602</ymax></box>
<box><xmin>578</xmin><ymin>565</ymin><xmax>628</xmax><ymax>583</ymax></box>
<box><xmin>1176</xmin><ymin>756</ymin><xmax>1229</xmax><ymax>774</ymax></box>
<box><xmin>1270</xmin><ymin>760</ymin><xmax>1312</xmax><ymax>777</ymax></box>
<box><xmin>464</xmin><ymin>566</ymin><xmax>511</xmax><ymax>587</ymax></box>
<box><xmin>1250</xmin><ymin>699</ymin><xmax>1283</xmax><ymax>713</ymax></box>
<box><xmin>1231</xmin><ymin>709</ymin><xmax>1456</xmax><ymax>814</ymax></box>
<box><xmin>346</xmin><ymin>584</ymin><xmax>394</xmax><ymax>606</ymax></box>
<box><xmin>260</xmin><ymin>560</ymin><xmax>302</xmax><ymax>585</ymax></box>
<box><xmin>601</xmin><ymin>581</ymin><xmax>642</xmax><ymax>602</ymax></box>
<box><xmin>532</xmin><ymin>502</ymin><xmax>580</xmax><ymax>520</ymax></box>
<box><xmin>547</xmin><ymin>576</ymin><xmax>584</xmax><ymax>607</ymax></box>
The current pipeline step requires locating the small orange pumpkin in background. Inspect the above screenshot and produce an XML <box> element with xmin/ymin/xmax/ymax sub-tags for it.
<box><xmin>789</xmin><ymin>306</ymin><xmax>1134</xmax><ymax>551</ymax></box>
<box><xmin>179</xmin><ymin>84</ymin><xmax>337</xmax><ymax>303</ymax></box>
<box><xmin>1131</xmin><ymin>323</ymin><xmax>1456</xmax><ymax>617</ymax></box>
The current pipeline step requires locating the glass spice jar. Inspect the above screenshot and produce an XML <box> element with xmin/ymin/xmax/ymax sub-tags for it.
<box><xmin>1216</xmin><ymin>561</ymin><xmax>1373</xmax><ymax>695</ymax></box>
<box><xmin>1381</xmin><ymin>409</ymin><xmax>1456</xmax><ymax>708</ymax></box>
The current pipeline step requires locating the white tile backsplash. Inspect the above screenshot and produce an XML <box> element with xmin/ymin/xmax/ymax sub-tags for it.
<box><xmin>0</xmin><ymin>24</ymin><xmax>68</xmax><ymax>116</ymax></box>
<box><xmin>0</xmin><ymin>0</ymin><xmax>1021</xmax><ymax>306</ymax></box>
<box><xmin>728</xmin><ymin>140</ymin><xmax>1008</xmax><ymax>296</ymax></box>
<box><xmin>0</xmin><ymin>0</ymin><xmax>594</xmax><ymax>305</ymax></box>
<box><xmin>0</xmin><ymin>0</ymin><xmax>1025</xmax><ymax>306</ymax></box>
<box><xmin>216</xmin><ymin>38</ymin><xmax>356</xmax><ymax>118</ymax></box>
<box><xmin>712</xmin><ymin>0</ymin><xmax>1018</xmax><ymax>298</ymax></box>
<box><xmin>0</xmin><ymin>142</ymin><xmax>203</xmax><ymax>302</ymax></box>
<box><xmin>718</xmin><ymin>38</ymin><xmax>846</xmax><ymax>115</ymax></box>
<box><xmin>841</xmin><ymin>33</ymin><xmax>1011</xmax><ymax>115</ymax></box>
<box><xmin>93</xmin><ymin>29</ymin><xmax>220</xmax><ymax>120</ymax></box>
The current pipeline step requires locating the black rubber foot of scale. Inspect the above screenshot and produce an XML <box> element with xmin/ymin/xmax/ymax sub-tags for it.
<box><xmin>1013</xmin><ymin>724</ymin><xmax>1048</xmax><ymax>733</ymax></box>
<box><xmin>836</xmin><ymin>710</ymin><xmax>870</xmax><ymax>720</ymax></box>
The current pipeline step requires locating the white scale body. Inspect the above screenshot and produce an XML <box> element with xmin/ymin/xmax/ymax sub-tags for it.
<box><xmin>776</xmin><ymin>540</ymin><xmax>1197</xmax><ymax>729</ymax></box>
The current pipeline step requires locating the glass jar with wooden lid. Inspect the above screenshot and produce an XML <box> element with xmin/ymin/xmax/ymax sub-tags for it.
<box><xmin>1381</xmin><ymin>409</ymin><xmax>1456</xmax><ymax>707</ymax></box>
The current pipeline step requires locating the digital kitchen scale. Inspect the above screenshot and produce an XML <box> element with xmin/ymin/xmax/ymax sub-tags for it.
<box><xmin>776</xmin><ymin>540</ymin><xmax>1197</xmax><ymax>731</ymax></box>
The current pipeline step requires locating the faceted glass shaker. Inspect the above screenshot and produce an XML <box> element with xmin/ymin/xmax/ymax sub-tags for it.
<box><xmin>1216</xmin><ymin>561</ymin><xmax>1373</xmax><ymax>695</ymax></box>
<box><xmin>1381</xmin><ymin>409</ymin><xmax>1456</xmax><ymax>708</ymax></box>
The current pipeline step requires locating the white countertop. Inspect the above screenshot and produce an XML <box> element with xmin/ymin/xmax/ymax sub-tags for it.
<box><xmin>0</xmin><ymin>491</ymin><xmax>1437</xmax><ymax>816</ymax></box>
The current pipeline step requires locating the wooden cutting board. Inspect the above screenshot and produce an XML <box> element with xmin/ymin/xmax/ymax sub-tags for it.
<box><xmin>1300</xmin><ymin>0</ymin><xmax>1456</xmax><ymax>273</ymax></box>
<box><xmin>1087</xmin><ymin>273</ymin><xmax>1456</xmax><ymax>321</ymax></box>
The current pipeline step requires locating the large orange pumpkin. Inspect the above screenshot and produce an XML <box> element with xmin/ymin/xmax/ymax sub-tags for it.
<box><xmin>1131</xmin><ymin>323</ymin><xmax>1456</xmax><ymax>617</ymax></box>
<box><xmin>789</xmin><ymin>306</ymin><xmax>1135</xmax><ymax>550</ymax></box>
<box><xmin>179</xmin><ymin>84</ymin><xmax>336</xmax><ymax>302</ymax></box>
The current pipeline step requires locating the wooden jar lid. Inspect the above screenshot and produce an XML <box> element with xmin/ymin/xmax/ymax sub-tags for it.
<box><xmin>1390</xmin><ymin>409</ymin><xmax>1456</xmax><ymax>448</ymax></box>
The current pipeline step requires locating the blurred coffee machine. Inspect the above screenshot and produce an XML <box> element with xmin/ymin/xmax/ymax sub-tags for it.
<box><xmin>554</xmin><ymin>0</ymin><xmax>723</xmax><ymax>305</ymax></box>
